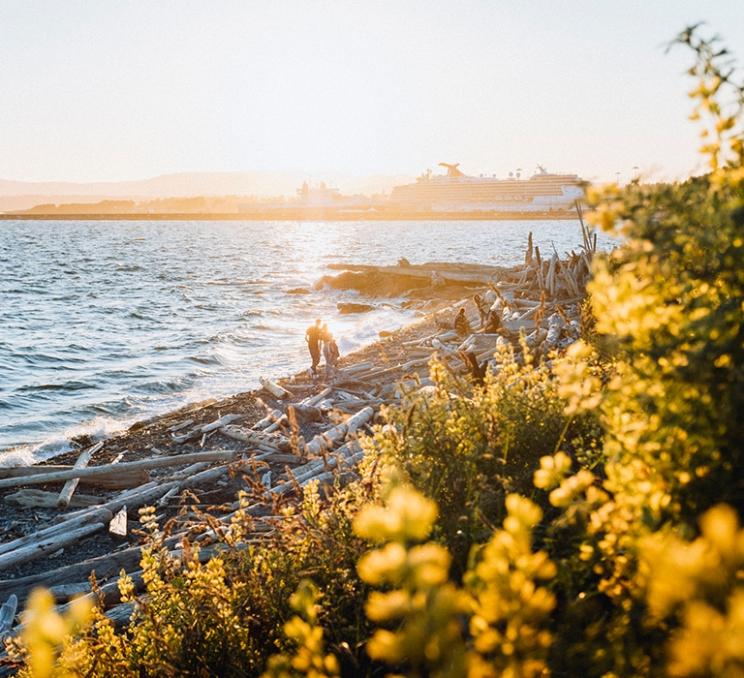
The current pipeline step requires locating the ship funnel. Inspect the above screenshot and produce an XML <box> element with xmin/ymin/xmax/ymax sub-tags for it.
<box><xmin>438</xmin><ymin>162</ymin><xmax>465</xmax><ymax>178</ymax></box>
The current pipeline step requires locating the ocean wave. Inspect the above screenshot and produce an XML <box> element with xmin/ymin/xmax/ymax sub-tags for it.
<box><xmin>15</xmin><ymin>380</ymin><xmax>96</xmax><ymax>393</ymax></box>
<box><xmin>0</xmin><ymin>415</ymin><xmax>129</xmax><ymax>467</ymax></box>
<box><xmin>9</xmin><ymin>351</ymin><xmax>89</xmax><ymax>366</ymax></box>
<box><xmin>188</xmin><ymin>354</ymin><xmax>221</xmax><ymax>366</ymax></box>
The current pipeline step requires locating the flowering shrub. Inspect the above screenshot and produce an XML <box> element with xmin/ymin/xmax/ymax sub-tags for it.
<box><xmin>376</xmin><ymin>348</ymin><xmax>602</xmax><ymax>573</ymax></box>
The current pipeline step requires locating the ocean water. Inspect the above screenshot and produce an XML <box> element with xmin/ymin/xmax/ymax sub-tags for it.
<box><xmin>0</xmin><ymin>219</ymin><xmax>611</xmax><ymax>464</ymax></box>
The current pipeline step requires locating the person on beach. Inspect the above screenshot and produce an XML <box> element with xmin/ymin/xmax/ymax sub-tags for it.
<box><xmin>473</xmin><ymin>294</ymin><xmax>490</xmax><ymax>328</ymax></box>
<box><xmin>321</xmin><ymin>324</ymin><xmax>340</xmax><ymax>379</ymax></box>
<box><xmin>454</xmin><ymin>307</ymin><xmax>472</xmax><ymax>338</ymax></box>
<box><xmin>305</xmin><ymin>319</ymin><xmax>323</xmax><ymax>375</ymax></box>
<box><xmin>483</xmin><ymin>307</ymin><xmax>501</xmax><ymax>334</ymax></box>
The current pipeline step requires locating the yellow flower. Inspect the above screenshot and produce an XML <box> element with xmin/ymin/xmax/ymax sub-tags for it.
<box><xmin>533</xmin><ymin>452</ymin><xmax>573</xmax><ymax>490</ymax></box>
<box><xmin>699</xmin><ymin>503</ymin><xmax>739</xmax><ymax>556</ymax></box>
<box><xmin>365</xmin><ymin>590</ymin><xmax>411</xmax><ymax>622</ymax></box>
<box><xmin>367</xmin><ymin>629</ymin><xmax>405</xmax><ymax>663</ymax></box>
<box><xmin>357</xmin><ymin>542</ymin><xmax>407</xmax><ymax>586</ymax></box>
<box><xmin>407</xmin><ymin>544</ymin><xmax>451</xmax><ymax>588</ymax></box>
<box><xmin>353</xmin><ymin>485</ymin><xmax>438</xmax><ymax>543</ymax></box>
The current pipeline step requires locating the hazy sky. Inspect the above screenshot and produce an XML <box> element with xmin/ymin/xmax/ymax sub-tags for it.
<box><xmin>2</xmin><ymin>1</ymin><xmax>743</xmax><ymax>184</ymax></box>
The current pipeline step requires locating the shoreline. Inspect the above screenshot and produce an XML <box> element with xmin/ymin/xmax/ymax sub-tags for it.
<box><xmin>0</xmin><ymin>210</ymin><xmax>579</xmax><ymax>222</ymax></box>
<box><xmin>0</xmin><ymin>284</ymin><xmax>465</xmax><ymax>467</ymax></box>
<box><xmin>1</xmin><ymin>262</ymin><xmax>520</xmax><ymax>465</ymax></box>
<box><xmin>0</xmin><ymin>286</ymin><xmax>459</xmax><ymax>467</ymax></box>
<box><xmin>0</xmin><ymin>315</ymin><xmax>419</xmax><ymax>467</ymax></box>
<box><xmin>0</xmin><ymin>294</ymin><xmax>459</xmax><ymax>589</ymax></box>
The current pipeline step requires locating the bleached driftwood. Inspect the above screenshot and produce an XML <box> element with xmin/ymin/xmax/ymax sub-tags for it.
<box><xmin>109</xmin><ymin>507</ymin><xmax>127</xmax><ymax>537</ymax></box>
<box><xmin>259</xmin><ymin>377</ymin><xmax>292</xmax><ymax>399</ymax></box>
<box><xmin>54</xmin><ymin>570</ymin><xmax>144</xmax><ymax>611</ymax></box>
<box><xmin>0</xmin><ymin>450</ymin><xmax>236</xmax><ymax>490</ymax></box>
<box><xmin>104</xmin><ymin>601</ymin><xmax>135</xmax><ymax>628</ymax></box>
<box><xmin>355</xmin><ymin>356</ymin><xmax>429</xmax><ymax>383</ymax></box>
<box><xmin>0</xmin><ymin>520</ymin><xmax>110</xmax><ymax>571</ymax></box>
<box><xmin>200</xmin><ymin>413</ymin><xmax>244</xmax><ymax>433</ymax></box>
<box><xmin>335</xmin><ymin>361</ymin><xmax>374</xmax><ymax>375</ymax></box>
<box><xmin>283</xmin><ymin>441</ymin><xmax>362</xmax><ymax>488</ymax></box>
<box><xmin>405</xmin><ymin>347</ymin><xmax>437</xmax><ymax>358</ymax></box>
<box><xmin>304</xmin><ymin>407</ymin><xmax>374</xmax><ymax>456</ymax></box>
<box><xmin>219</xmin><ymin>426</ymin><xmax>289</xmax><ymax>451</ymax></box>
<box><xmin>501</xmin><ymin>316</ymin><xmax>536</xmax><ymax>334</ymax></box>
<box><xmin>0</xmin><ymin>465</ymin><xmax>148</xmax><ymax>490</ymax></box>
<box><xmin>543</xmin><ymin>312</ymin><xmax>565</xmax><ymax>351</ymax></box>
<box><xmin>0</xmin><ymin>462</ymin><xmax>233</xmax><ymax>573</ymax></box>
<box><xmin>156</xmin><ymin>486</ymin><xmax>180</xmax><ymax>508</ymax></box>
<box><xmin>166</xmin><ymin>419</ymin><xmax>193</xmax><ymax>433</ymax></box>
<box><xmin>0</xmin><ymin>506</ymin><xmax>119</xmax><ymax>559</ymax></box>
<box><xmin>172</xmin><ymin>413</ymin><xmax>245</xmax><ymax>443</ymax></box>
<box><xmin>263</xmin><ymin>415</ymin><xmax>288</xmax><ymax>434</ymax></box>
<box><xmin>0</xmin><ymin>537</ymin><xmax>185</xmax><ymax>602</ymax></box>
<box><xmin>5</xmin><ymin>489</ymin><xmax>102</xmax><ymax>509</ymax></box>
<box><xmin>457</xmin><ymin>333</ymin><xmax>502</xmax><ymax>354</ymax></box>
<box><xmin>0</xmin><ymin>594</ymin><xmax>18</xmax><ymax>642</ymax></box>
<box><xmin>3</xmin><ymin>464</ymin><xmax>204</xmax><ymax>550</ymax></box>
<box><xmin>47</xmin><ymin>582</ymin><xmax>91</xmax><ymax>601</ymax></box>
<box><xmin>252</xmin><ymin>408</ymin><xmax>283</xmax><ymax>430</ymax></box>
<box><xmin>57</xmin><ymin>441</ymin><xmax>103</xmax><ymax>508</ymax></box>
<box><xmin>55</xmin><ymin>460</ymin><xmax>202</xmax><ymax>525</ymax></box>
<box><xmin>431</xmin><ymin>338</ymin><xmax>456</xmax><ymax>353</ymax></box>
<box><xmin>547</xmin><ymin>252</ymin><xmax>558</xmax><ymax>297</ymax></box>
<box><xmin>299</xmin><ymin>387</ymin><xmax>333</xmax><ymax>407</ymax></box>
<box><xmin>333</xmin><ymin>398</ymin><xmax>383</xmax><ymax>414</ymax></box>
<box><xmin>401</xmin><ymin>330</ymin><xmax>454</xmax><ymax>347</ymax></box>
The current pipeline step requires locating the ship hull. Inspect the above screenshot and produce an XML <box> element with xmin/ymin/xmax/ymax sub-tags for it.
<box><xmin>389</xmin><ymin>171</ymin><xmax>584</xmax><ymax>212</ymax></box>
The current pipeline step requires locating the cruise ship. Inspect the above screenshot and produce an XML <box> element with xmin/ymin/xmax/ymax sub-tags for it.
<box><xmin>389</xmin><ymin>163</ymin><xmax>584</xmax><ymax>212</ymax></box>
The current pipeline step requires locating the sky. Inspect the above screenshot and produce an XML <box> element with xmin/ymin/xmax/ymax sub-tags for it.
<box><xmin>1</xmin><ymin>1</ymin><xmax>743</xmax><ymax>185</ymax></box>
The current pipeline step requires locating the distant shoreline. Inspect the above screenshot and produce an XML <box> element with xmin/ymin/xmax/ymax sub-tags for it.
<box><xmin>0</xmin><ymin>209</ymin><xmax>578</xmax><ymax>222</ymax></box>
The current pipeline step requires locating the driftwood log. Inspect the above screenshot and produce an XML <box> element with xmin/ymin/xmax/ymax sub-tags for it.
<box><xmin>0</xmin><ymin>450</ymin><xmax>237</xmax><ymax>490</ymax></box>
<box><xmin>5</xmin><ymin>489</ymin><xmax>102</xmax><ymax>509</ymax></box>
<box><xmin>259</xmin><ymin>377</ymin><xmax>292</xmax><ymax>399</ymax></box>
<box><xmin>172</xmin><ymin>413</ymin><xmax>245</xmax><ymax>443</ymax></box>
<box><xmin>0</xmin><ymin>520</ymin><xmax>111</xmax><ymax>571</ymax></box>
<box><xmin>0</xmin><ymin>465</ymin><xmax>148</xmax><ymax>490</ymax></box>
<box><xmin>57</xmin><ymin>441</ymin><xmax>103</xmax><ymax>508</ymax></box>
<box><xmin>304</xmin><ymin>406</ymin><xmax>374</xmax><ymax>456</ymax></box>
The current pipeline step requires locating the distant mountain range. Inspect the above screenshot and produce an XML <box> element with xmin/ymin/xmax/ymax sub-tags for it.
<box><xmin>0</xmin><ymin>171</ymin><xmax>414</xmax><ymax>212</ymax></box>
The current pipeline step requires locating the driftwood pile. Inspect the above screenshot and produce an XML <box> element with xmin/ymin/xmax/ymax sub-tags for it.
<box><xmin>328</xmin><ymin>224</ymin><xmax>596</xmax><ymax>387</ymax></box>
<box><xmin>0</xmin><ymin>386</ymin><xmax>379</xmax><ymax>646</ymax></box>
<box><xmin>0</xmin><ymin>225</ymin><xmax>597</xmax><ymax>652</ymax></box>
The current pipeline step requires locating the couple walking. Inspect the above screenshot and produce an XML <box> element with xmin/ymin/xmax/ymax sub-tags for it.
<box><xmin>305</xmin><ymin>319</ymin><xmax>340</xmax><ymax>378</ymax></box>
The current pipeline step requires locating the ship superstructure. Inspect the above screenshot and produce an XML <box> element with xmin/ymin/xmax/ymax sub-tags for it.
<box><xmin>389</xmin><ymin>163</ymin><xmax>584</xmax><ymax>212</ymax></box>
